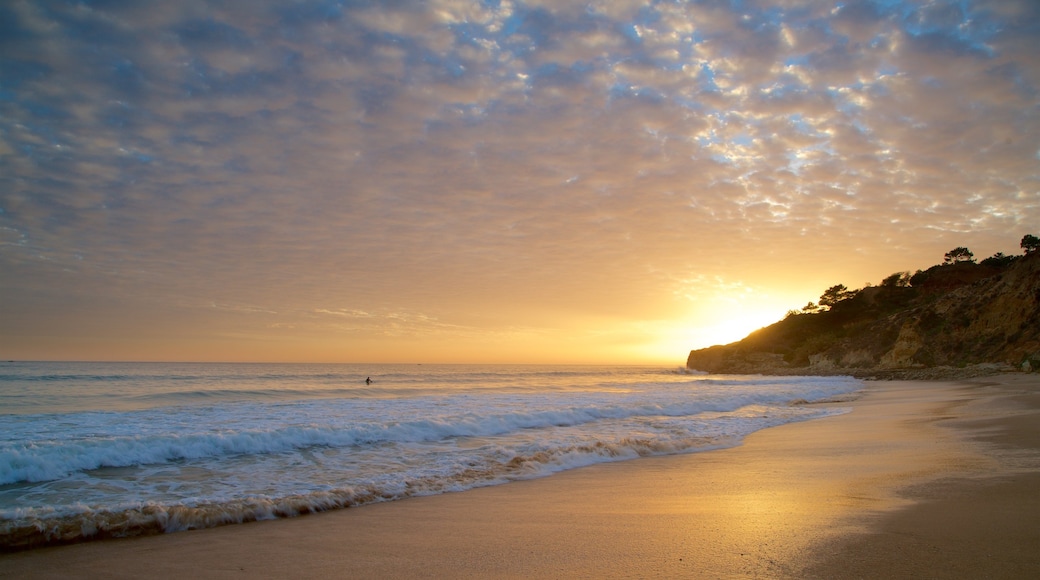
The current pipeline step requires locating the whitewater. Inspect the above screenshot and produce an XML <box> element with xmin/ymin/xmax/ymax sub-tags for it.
<box><xmin>0</xmin><ymin>362</ymin><xmax>862</xmax><ymax>549</ymax></box>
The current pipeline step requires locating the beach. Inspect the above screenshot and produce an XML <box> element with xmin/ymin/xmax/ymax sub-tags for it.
<box><xmin>2</xmin><ymin>374</ymin><xmax>1038</xmax><ymax>578</ymax></box>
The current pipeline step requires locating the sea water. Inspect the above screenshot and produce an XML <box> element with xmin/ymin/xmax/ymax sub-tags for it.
<box><xmin>0</xmin><ymin>362</ymin><xmax>861</xmax><ymax>548</ymax></box>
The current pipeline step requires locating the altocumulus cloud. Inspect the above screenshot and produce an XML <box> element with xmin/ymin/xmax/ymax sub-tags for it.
<box><xmin>1</xmin><ymin>0</ymin><xmax>1038</xmax><ymax>361</ymax></box>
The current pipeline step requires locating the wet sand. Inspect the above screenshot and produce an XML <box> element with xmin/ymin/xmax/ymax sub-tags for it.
<box><xmin>2</xmin><ymin>374</ymin><xmax>1038</xmax><ymax>578</ymax></box>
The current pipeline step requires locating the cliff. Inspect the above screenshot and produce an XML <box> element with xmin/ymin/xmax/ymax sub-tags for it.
<box><xmin>687</xmin><ymin>251</ymin><xmax>1040</xmax><ymax>378</ymax></box>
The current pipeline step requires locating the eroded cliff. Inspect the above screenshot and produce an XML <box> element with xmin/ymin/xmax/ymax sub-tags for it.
<box><xmin>687</xmin><ymin>251</ymin><xmax>1040</xmax><ymax>378</ymax></box>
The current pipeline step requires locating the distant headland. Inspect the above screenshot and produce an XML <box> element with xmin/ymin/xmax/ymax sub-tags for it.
<box><xmin>688</xmin><ymin>235</ymin><xmax>1040</xmax><ymax>379</ymax></box>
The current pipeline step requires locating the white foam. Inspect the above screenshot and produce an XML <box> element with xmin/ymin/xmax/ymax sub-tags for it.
<box><xmin>0</xmin><ymin>363</ymin><xmax>862</xmax><ymax>548</ymax></box>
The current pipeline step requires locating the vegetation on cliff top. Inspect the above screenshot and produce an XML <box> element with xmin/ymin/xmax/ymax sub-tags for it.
<box><xmin>688</xmin><ymin>234</ymin><xmax>1040</xmax><ymax>375</ymax></box>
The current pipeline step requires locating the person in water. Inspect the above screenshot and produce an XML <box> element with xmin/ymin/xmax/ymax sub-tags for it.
<box><xmin>366</xmin><ymin>377</ymin><xmax>371</xmax><ymax>385</ymax></box>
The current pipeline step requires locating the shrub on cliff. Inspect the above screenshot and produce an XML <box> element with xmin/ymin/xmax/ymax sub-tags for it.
<box><xmin>981</xmin><ymin>252</ymin><xmax>1018</xmax><ymax>268</ymax></box>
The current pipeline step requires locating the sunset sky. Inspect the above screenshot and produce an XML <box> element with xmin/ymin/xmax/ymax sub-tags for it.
<box><xmin>2</xmin><ymin>0</ymin><xmax>1038</xmax><ymax>364</ymax></box>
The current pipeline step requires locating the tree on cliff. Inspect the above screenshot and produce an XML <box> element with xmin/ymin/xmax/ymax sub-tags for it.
<box><xmin>943</xmin><ymin>247</ymin><xmax>975</xmax><ymax>264</ymax></box>
<box><xmin>981</xmin><ymin>252</ymin><xmax>1017</xmax><ymax>268</ymax></box>
<box><xmin>818</xmin><ymin>284</ymin><xmax>854</xmax><ymax>309</ymax></box>
<box><xmin>1022</xmin><ymin>234</ymin><xmax>1040</xmax><ymax>254</ymax></box>
<box><xmin>881</xmin><ymin>271</ymin><xmax>912</xmax><ymax>287</ymax></box>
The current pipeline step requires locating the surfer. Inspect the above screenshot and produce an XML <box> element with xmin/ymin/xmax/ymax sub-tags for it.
<box><xmin>366</xmin><ymin>377</ymin><xmax>371</xmax><ymax>385</ymax></box>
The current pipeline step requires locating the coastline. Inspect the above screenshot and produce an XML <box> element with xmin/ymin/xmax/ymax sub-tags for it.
<box><xmin>1</xmin><ymin>374</ymin><xmax>1037</xmax><ymax>578</ymax></box>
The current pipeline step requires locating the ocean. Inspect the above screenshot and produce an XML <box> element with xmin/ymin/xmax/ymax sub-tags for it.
<box><xmin>0</xmin><ymin>362</ymin><xmax>862</xmax><ymax>549</ymax></box>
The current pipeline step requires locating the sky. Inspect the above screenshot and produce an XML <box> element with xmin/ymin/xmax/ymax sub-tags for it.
<box><xmin>1</xmin><ymin>0</ymin><xmax>1038</xmax><ymax>365</ymax></box>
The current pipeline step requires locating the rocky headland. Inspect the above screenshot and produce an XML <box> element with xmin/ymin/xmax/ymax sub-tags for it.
<box><xmin>687</xmin><ymin>245</ymin><xmax>1040</xmax><ymax>379</ymax></box>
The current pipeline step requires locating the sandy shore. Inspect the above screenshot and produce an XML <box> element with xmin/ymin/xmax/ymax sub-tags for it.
<box><xmin>2</xmin><ymin>374</ymin><xmax>1038</xmax><ymax>578</ymax></box>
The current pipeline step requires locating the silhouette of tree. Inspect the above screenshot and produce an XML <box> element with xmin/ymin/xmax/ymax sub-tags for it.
<box><xmin>818</xmin><ymin>284</ymin><xmax>854</xmax><ymax>309</ymax></box>
<box><xmin>943</xmin><ymin>247</ymin><xmax>975</xmax><ymax>264</ymax></box>
<box><xmin>1022</xmin><ymin>234</ymin><xmax>1040</xmax><ymax>254</ymax></box>
<box><xmin>981</xmin><ymin>252</ymin><xmax>1017</xmax><ymax>268</ymax></box>
<box><xmin>881</xmin><ymin>271</ymin><xmax>911</xmax><ymax>287</ymax></box>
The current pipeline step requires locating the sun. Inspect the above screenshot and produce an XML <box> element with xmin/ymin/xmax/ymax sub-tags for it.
<box><xmin>638</xmin><ymin>299</ymin><xmax>795</xmax><ymax>363</ymax></box>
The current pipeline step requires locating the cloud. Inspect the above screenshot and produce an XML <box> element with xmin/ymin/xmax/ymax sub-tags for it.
<box><xmin>2</xmin><ymin>0</ymin><xmax>1039</xmax><ymax>362</ymax></box>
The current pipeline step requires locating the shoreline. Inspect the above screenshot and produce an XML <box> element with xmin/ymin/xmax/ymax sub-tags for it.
<box><xmin>2</xmin><ymin>374</ymin><xmax>1038</xmax><ymax>578</ymax></box>
<box><xmin>804</xmin><ymin>373</ymin><xmax>1040</xmax><ymax>578</ymax></box>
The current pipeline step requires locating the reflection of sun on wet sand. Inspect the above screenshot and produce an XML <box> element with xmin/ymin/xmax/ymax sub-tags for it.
<box><xmin>3</xmin><ymin>375</ymin><xmax>1038</xmax><ymax>578</ymax></box>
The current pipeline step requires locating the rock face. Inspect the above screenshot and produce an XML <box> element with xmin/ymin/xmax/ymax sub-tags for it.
<box><xmin>687</xmin><ymin>252</ymin><xmax>1040</xmax><ymax>378</ymax></box>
